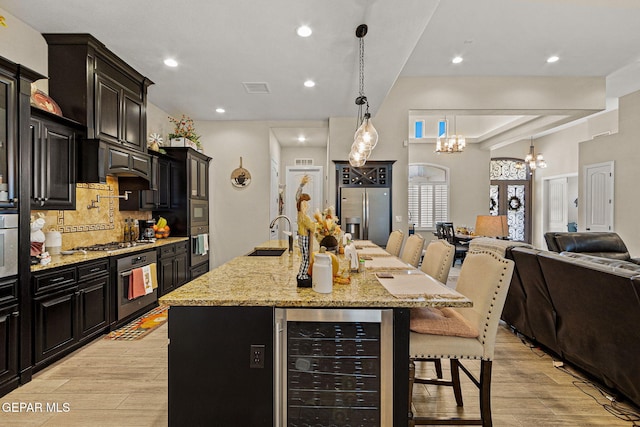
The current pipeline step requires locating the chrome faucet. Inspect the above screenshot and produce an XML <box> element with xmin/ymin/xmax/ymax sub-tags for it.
<box><xmin>270</xmin><ymin>215</ymin><xmax>293</xmax><ymax>253</ymax></box>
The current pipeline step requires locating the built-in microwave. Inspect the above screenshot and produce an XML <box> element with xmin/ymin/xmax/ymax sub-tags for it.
<box><xmin>189</xmin><ymin>199</ymin><xmax>208</xmax><ymax>229</ymax></box>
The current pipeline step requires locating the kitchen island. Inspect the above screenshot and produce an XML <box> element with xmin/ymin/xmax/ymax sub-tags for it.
<box><xmin>160</xmin><ymin>240</ymin><xmax>470</xmax><ymax>426</ymax></box>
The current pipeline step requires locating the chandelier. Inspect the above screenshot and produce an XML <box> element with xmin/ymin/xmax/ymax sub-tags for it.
<box><xmin>435</xmin><ymin>116</ymin><xmax>465</xmax><ymax>153</ymax></box>
<box><xmin>349</xmin><ymin>24</ymin><xmax>378</xmax><ymax>167</ymax></box>
<box><xmin>518</xmin><ymin>137</ymin><xmax>547</xmax><ymax>173</ymax></box>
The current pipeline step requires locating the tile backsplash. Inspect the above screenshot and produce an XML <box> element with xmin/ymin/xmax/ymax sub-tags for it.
<box><xmin>32</xmin><ymin>176</ymin><xmax>151</xmax><ymax>250</ymax></box>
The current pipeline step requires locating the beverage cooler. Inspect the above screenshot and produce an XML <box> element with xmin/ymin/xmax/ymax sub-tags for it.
<box><xmin>275</xmin><ymin>309</ymin><xmax>393</xmax><ymax>427</ymax></box>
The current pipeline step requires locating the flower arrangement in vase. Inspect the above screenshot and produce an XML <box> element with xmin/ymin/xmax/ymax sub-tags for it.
<box><xmin>168</xmin><ymin>114</ymin><xmax>201</xmax><ymax>149</ymax></box>
<box><xmin>313</xmin><ymin>207</ymin><xmax>341</xmax><ymax>251</ymax></box>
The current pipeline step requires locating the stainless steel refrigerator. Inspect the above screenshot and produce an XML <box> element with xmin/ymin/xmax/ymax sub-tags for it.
<box><xmin>340</xmin><ymin>187</ymin><xmax>390</xmax><ymax>246</ymax></box>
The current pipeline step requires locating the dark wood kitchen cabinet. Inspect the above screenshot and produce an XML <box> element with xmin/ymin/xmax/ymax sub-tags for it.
<box><xmin>119</xmin><ymin>152</ymin><xmax>171</xmax><ymax>211</ymax></box>
<box><xmin>154</xmin><ymin>147</ymin><xmax>211</xmax><ymax>236</ymax></box>
<box><xmin>43</xmin><ymin>34</ymin><xmax>153</xmax><ymax>153</ymax></box>
<box><xmin>33</xmin><ymin>283</ymin><xmax>78</xmax><ymax>367</ymax></box>
<box><xmin>158</xmin><ymin>241</ymin><xmax>189</xmax><ymax>296</ymax></box>
<box><xmin>30</xmin><ymin>109</ymin><xmax>83</xmax><ymax>210</ymax></box>
<box><xmin>32</xmin><ymin>260</ymin><xmax>110</xmax><ymax>369</ymax></box>
<box><xmin>0</xmin><ymin>277</ymin><xmax>19</xmax><ymax>397</ymax></box>
<box><xmin>77</xmin><ymin>260</ymin><xmax>110</xmax><ymax>340</ymax></box>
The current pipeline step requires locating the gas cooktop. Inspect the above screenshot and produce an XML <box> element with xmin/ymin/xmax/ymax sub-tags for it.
<box><xmin>73</xmin><ymin>240</ymin><xmax>155</xmax><ymax>251</ymax></box>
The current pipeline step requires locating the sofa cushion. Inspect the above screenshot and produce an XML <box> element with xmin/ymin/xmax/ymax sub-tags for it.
<box><xmin>410</xmin><ymin>307</ymin><xmax>479</xmax><ymax>338</ymax></box>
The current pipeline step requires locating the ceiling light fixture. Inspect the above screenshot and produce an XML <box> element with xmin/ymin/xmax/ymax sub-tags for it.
<box><xmin>215</xmin><ymin>108</ymin><xmax>225</xmax><ymax>113</ymax></box>
<box><xmin>304</xmin><ymin>80</ymin><xmax>315</xmax><ymax>88</ymax></box>
<box><xmin>435</xmin><ymin>116</ymin><xmax>465</xmax><ymax>153</ymax></box>
<box><xmin>452</xmin><ymin>56</ymin><xmax>463</xmax><ymax>64</ymax></box>
<box><xmin>547</xmin><ymin>55</ymin><xmax>559</xmax><ymax>63</ymax></box>
<box><xmin>298</xmin><ymin>136</ymin><xmax>306</xmax><ymax>142</ymax></box>
<box><xmin>163</xmin><ymin>58</ymin><xmax>178</xmax><ymax>67</ymax></box>
<box><xmin>349</xmin><ymin>24</ymin><xmax>378</xmax><ymax>168</ymax></box>
<box><xmin>517</xmin><ymin>137</ymin><xmax>547</xmax><ymax>174</ymax></box>
<box><xmin>296</xmin><ymin>25</ymin><xmax>312</xmax><ymax>37</ymax></box>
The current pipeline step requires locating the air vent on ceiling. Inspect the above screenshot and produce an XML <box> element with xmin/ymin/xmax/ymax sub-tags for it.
<box><xmin>295</xmin><ymin>158</ymin><xmax>314</xmax><ymax>166</ymax></box>
<box><xmin>242</xmin><ymin>82</ymin><xmax>271</xmax><ymax>94</ymax></box>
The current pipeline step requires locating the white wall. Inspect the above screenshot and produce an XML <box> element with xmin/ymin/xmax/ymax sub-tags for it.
<box><xmin>197</xmin><ymin>121</ymin><xmax>272</xmax><ymax>267</ymax></box>
<box><xmin>0</xmin><ymin>7</ymin><xmax>47</xmax><ymax>89</ymax></box>
<box><xmin>579</xmin><ymin>90</ymin><xmax>640</xmax><ymax>256</ymax></box>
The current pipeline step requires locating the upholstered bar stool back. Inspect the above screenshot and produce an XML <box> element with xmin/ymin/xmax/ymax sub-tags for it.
<box><xmin>385</xmin><ymin>229</ymin><xmax>404</xmax><ymax>257</ymax></box>
<box><xmin>409</xmin><ymin>250</ymin><xmax>515</xmax><ymax>426</ymax></box>
<box><xmin>420</xmin><ymin>240</ymin><xmax>455</xmax><ymax>284</ymax></box>
<box><xmin>401</xmin><ymin>234</ymin><xmax>425</xmax><ymax>268</ymax></box>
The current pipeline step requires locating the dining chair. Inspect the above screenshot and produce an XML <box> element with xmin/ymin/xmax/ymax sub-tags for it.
<box><xmin>434</xmin><ymin>222</ymin><xmax>447</xmax><ymax>239</ymax></box>
<box><xmin>385</xmin><ymin>229</ymin><xmax>404</xmax><ymax>257</ymax></box>
<box><xmin>400</xmin><ymin>234</ymin><xmax>425</xmax><ymax>268</ymax></box>
<box><xmin>408</xmin><ymin>250</ymin><xmax>515</xmax><ymax>426</ymax></box>
<box><xmin>443</xmin><ymin>222</ymin><xmax>468</xmax><ymax>266</ymax></box>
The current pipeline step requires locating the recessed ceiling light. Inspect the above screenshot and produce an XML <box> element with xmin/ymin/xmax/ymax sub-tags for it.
<box><xmin>296</xmin><ymin>25</ymin><xmax>312</xmax><ymax>37</ymax></box>
<box><xmin>164</xmin><ymin>58</ymin><xmax>178</xmax><ymax>67</ymax></box>
<box><xmin>215</xmin><ymin>108</ymin><xmax>225</xmax><ymax>113</ymax></box>
<box><xmin>298</xmin><ymin>136</ymin><xmax>306</xmax><ymax>142</ymax></box>
<box><xmin>547</xmin><ymin>55</ymin><xmax>560</xmax><ymax>63</ymax></box>
<box><xmin>304</xmin><ymin>80</ymin><xmax>315</xmax><ymax>88</ymax></box>
<box><xmin>452</xmin><ymin>56</ymin><xmax>463</xmax><ymax>64</ymax></box>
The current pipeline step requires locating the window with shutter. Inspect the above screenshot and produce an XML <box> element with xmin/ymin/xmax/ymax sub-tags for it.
<box><xmin>408</xmin><ymin>164</ymin><xmax>449</xmax><ymax>230</ymax></box>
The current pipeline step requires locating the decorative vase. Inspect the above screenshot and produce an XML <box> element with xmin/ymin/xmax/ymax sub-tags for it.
<box><xmin>319</xmin><ymin>235</ymin><xmax>339</xmax><ymax>253</ymax></box>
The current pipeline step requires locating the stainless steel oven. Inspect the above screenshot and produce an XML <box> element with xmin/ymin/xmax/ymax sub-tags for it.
<box><xmin>0</xmin><ymin>214</ymin><xmax>18</xmax><ymax>278</ymax></box>
<box><xmin>190</xmin><ymin>225</ymin><xmax>209</xmax><ymax>268</ymax></box>
<box><xmin>116</xmin><ymin>250</ymin><xmax>157</xmax><ymax>321</ymax></box>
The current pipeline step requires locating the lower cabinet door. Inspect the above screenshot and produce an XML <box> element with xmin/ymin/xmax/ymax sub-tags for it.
<box><xmin>174</xmin><ymin>252</ymin><xmax>189</xmax><ymax>287</ymax></box>
<box><xmin>78</xmin><ymin>275</ymin><xmax>109</xmax><ymax>340</ymax></box>
<box><xmin>0</xmin><ymin>304</ymin><xmax>19</xmax><ymax>392</ymax></box>
<box><xmin>159</xmin><ymin>257</ymin><xmax>176</xmax><ymax>296</ymax></box>
<box><xmin>34</xmin><ymin>287</ymin><xmax>78</xmax><ymax>365</ymax></box>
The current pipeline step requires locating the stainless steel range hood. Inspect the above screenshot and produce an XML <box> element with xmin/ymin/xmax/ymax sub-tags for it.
<box><xmin>77</xmin><ymin>139</ymin><xmax>152</xmax><ymax>190</ymax></box>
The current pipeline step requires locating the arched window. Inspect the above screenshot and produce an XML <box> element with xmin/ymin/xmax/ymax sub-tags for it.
<box><xmin>408</xmin><ymin>164</ymin><xmax>449</xmax><ymax>230</ymax></box>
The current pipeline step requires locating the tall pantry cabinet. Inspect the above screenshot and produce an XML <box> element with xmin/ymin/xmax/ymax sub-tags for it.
<box><xmin>0</xmin><ymin>56</ymin><xmax>45</xmax><ymax>396</ymax></box>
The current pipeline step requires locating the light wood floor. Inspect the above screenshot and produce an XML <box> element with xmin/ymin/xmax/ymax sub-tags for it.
<box><xmin>1</xmin><ymin>318</ymin><xmax>638</xmax><ymax>426</ymax></box>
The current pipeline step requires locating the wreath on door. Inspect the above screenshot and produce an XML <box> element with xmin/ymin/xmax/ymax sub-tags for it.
<box><xmin>508</xmin><ymin>196</ymin><xmax>522</xmax><ymax>211</ymax></box>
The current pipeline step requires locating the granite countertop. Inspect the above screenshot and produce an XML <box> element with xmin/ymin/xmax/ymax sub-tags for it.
<box><xmin>160</xmin><ymin>240</ymin><xmax>472</xmax><ymax>309</ymax></box>
<box><xmin>31</xmin><ymin>237</ymin><xmax>189</xmax><ymax>272</ymax></box>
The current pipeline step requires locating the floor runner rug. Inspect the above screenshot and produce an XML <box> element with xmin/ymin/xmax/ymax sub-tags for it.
<box><xmin>104</xmin><ymin>305</ymin><xmax>169</xmax><ymax>341</ymax></box>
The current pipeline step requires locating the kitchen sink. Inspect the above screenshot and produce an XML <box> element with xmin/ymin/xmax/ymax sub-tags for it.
<box><xmin>247</xmin><ymin>248</ymin><xmax>286</xmax><ymax>257</ymax></box>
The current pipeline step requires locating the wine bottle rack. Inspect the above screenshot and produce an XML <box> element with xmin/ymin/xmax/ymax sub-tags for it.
<box><xmin>286</xmin><ymin>321</ymin><xmax>382</xmax><ymax>427</ymax></box>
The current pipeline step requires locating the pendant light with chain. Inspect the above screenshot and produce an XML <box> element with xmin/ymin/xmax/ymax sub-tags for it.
<box><xmin>349</xmin><ymin>24</ymin><xmax>378</xmax><ymax>167</ymax></box>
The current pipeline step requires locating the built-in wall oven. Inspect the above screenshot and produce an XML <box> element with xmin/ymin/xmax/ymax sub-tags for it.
<box><xmin>191</xmin><ymin>225</ymin><xmax>209</xmax><ymax>268</ymax></box>
<box><xmin>0</xmin><ymin>214</ymin><xmax>18</xmax><ymax>278</ymax></box>
<box><xmin>116</xmin><ymin>250</ymin><xmax>157</xmax><ymax>322</ymax></box>
<box><xmin>275</xmin><ymin>308</ymin><xmax>393</xmax><ymax>426</ymax></box>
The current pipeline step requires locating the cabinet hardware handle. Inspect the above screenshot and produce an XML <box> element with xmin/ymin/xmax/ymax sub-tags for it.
<box><xmin>90</xmin><ymin>267</ymin><xmax>102</xmax><ymax>273</ymax></box>
<box><xmin>12</xmin><ymin>312</ymin><xmax>19</xmax><ymax>317</ymax></box>
<box><xmin>50</xmin><ymin>277</ymin><xmax>66</xmax><ymax>283</ymax></box>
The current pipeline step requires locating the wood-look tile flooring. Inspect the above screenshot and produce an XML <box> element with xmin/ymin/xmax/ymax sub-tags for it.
<box><xmin>1</xmin><ymin>318</ymin><xmax>638</xmax><ymax>426</ymax></box>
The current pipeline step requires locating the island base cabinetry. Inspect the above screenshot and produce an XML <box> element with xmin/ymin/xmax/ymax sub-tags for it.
<box><xmin>168</xmin><ymin>306</ymin><xmax>274</xmax><ymax>426</ymax></box>
<box><xmin>167</xmin><ymin>306</ymin><xmax>409</xmax><ymax>426</ymax></box>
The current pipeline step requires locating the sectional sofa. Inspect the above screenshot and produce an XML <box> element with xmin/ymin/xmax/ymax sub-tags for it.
<box><xmin>502</xmin><ymin>245</ymin><xmax>640</xmax><ymax>407</ymax></box>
